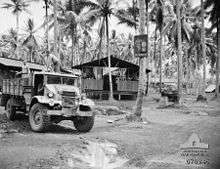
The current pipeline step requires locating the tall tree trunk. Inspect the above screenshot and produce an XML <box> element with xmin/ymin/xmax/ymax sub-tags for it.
<box><xmin>83</xmin><ymin>40</ymin><xmax>86</xmax><ymax>64</ymax></box>
<box><xmin>201</xmin><ymin>0</ymin><xmax>206</xmax><ymax>97</ymax></box>
<box><xmin>53</xmin><ymin>0</ymin><xmax>58</xmax><ymax>59</ymax></box>
<box><xmin>77</xmin><ymin>41</ymin><xmax>80</xmax><ymax>64</ymax></box>
<box><xmin>133</xmin><ymin>0</ymin><xmax>138</xmax><ymax>33</ymax></box>
<box><xmin>153</xmin><ymin>29</ymin><xmax>157</xmax><ymax>73</ymax></box>
<box><xmin>216</xmin><ymin>20</ymin><xmax>220</xmax><ymax>98</ymax></box>
<box><xmin>186</xmin><ymin>56</ymin><xmax>191</xmax><ymax>94</ymax></box>
<box><xmin>71</xmin><ymin>34</ymin><xmax>74</xmax><ymax>67</ymax></box>
<box><xmin>106</xmin><ymin>16</ymin><xmax>114</xmax><ymax>100</ymax></box>
<box><xmin>176</xmin><ymin>0</ymin><xmax>183</xmax><ymax>104</ymax></box>
<box><xmin>75</xmin><ymin>29</ymin><xmax>78</xmax><ymax>65</ymax></box>
<box><xmin>159</xmin><ymin>31</ymin><xmax>163</xmax><ymax>93</ymax></box>
<box><xmin>134</xmin><ymin>0</ymin><xmax>146</xmax><ymax>119</ymax></box>
<box><xmin>45</xmin><ymin>0</ymin><xmax>49</xmax><ymax>58</ymax></box>
<box><xmin>30</xmin><ymin>48</ymin><xmax>33</xmax><ymax>62</ymax></box>
<box><xmin>194</xmin><ymin>49</ymin><xmax>199</xmax><ymax>95</ymax></box>
<box><xmin>145</xmin><ymin>0</ymin><xmax>150</xmax><ymax>95</ymax></box>
<box><xmin>58</xmin><ymin>32</ymin><xmax>61</xmax><ymax>58</ymax></box>
<box><xmin>16</xmin><ymin>13</ymin><xmax>19</xmax><ymax>59</ymax></box>
<box><xmin>158</xmin><ymin>1</ymin><xmax>164</xmax><ymax>94</ymax></box>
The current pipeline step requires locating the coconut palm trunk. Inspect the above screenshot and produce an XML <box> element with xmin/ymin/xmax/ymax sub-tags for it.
<box><xmin>186</xmin><ymin>56</ymin><xmax>191</xmax><ymax>94</ymax></box>
<box><xmin>216</xmin><ymin>20</ymin><xmax>220</xmax><ymax>98</ymax></box>
<box><xmin>159</xmin><ymin>31</ymin><xmax>163</xmax><ymax>93</ymax></box>
<box><xmin>133</xmin><ymin>0</ymin><xmax>138</xmax><ymax>32</ymax></box>
<box><xmin>153</xmin><ymin>29</ymin><xmax>157</xmax><ymax>71</ymax></box>
<box><xmin>105</xmin><ymin>16</ymin><xmax>114</xmax><ymax>100</ymax></box>
<box><xmin>145</xmin><ymin>0</ymin><xmax>150</xmax><ymax>95</ymax></box>
<box><xmin>176</xmin><ymin>0</ymin><xmax>183</xmax><ymax>104</ymax></box>
<box><xmin>58</xmin><ymin>32</ymin><xmax>61</xmax><ymax>57</ymax></box>
<box><xmin>201</xmin><ymin>0</ymin><xmax>206</xmax><ymax>97</ymax></box>
<box><xmin>45</xmin><ymin>0</ymin><xmax>49</xmax><ymax>57</ymax></box>
<box><xmin>16</xmin><ymin>13</ymin><xmax>19</xmax><ymax>59</ymax></box>
<box><xmin>71</xmin><ymin>33</ymin><xmax>74</xmax><ymax>66</ymax></box>
<box><xmin>53</xmin><ymin>0</ymin><xmax>58</xmax><ymax>59</ymax></box>
<box><xmin>134</xmin><ymin>0</ymin><xmax>146</xmax><ymax>118</ymax></box>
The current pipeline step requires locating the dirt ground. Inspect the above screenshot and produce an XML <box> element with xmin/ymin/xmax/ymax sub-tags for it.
<box><xmin>0</xmin><ymin>95</ymin><xmax>220</xmax><ymax>169</ymax></box>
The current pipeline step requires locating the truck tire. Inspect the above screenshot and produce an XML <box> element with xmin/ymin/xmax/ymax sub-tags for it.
<box><xmin>73</xmin><ymin>115</ymin><xmax>94</xmax><ymax>132</ymax></box>
<box><xmin>6</xmin><ymin>98</ymin><xmax>16</xmax><ymax>121</ymax></box>
<box><xmin>29</xmin><ymin>103</ymin><xmax>50</xmax><ymax>132</ymax></box>
<box><xmin>1</xmin><ymin>94</ymin><xmax>9</xmax><ymax>107</ymax></box>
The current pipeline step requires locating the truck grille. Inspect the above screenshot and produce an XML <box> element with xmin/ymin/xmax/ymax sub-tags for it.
<box><xmin>62</xmin><ymin>97</ymin><xmax>75</xmax><ymax>106</ymax></box>
<box><xmin>61</xmin><ymin>91</ymin><xmax>77</xmax><ymax>107</ymax></box>
<box><xmin>62</xmin><ymin>91</ymin><xmax>76</xmax><ymax>97</ymax></box>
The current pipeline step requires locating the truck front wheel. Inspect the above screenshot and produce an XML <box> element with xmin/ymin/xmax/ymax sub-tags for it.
<box><xmin>73</xmin><ymin>115</ymin><xmax>94</xmax><ymax>132</ymax></box>
<box><xmin>6</xmin><ymin>98</ymin><xmax>16</xmax><ymax>121</ymax></box>
<box><xmin>29</xmin><ymin>103</ymin><xmax>50</xmax><ymax>132</ymax></box>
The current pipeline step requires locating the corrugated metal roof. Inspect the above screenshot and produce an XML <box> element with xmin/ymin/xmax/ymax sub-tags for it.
<box><xmin>0</xmin><ymin>58</ymin><xmax>44</xmax><ymax>70</ymax></box>
<box><xmin>34</xmin><ymin>71</ymin><xmax>79</xmax><ymax>77</ymax></box>
<box><xmin>73</xmin><ymin>56</ymin><xmax>151</xmax><ymax>73</ymax></box>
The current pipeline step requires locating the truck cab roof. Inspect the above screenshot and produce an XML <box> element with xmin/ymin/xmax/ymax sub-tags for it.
<box><xmin>34</xmin><ymin>71</ymin><xmax>80</xmax><ymax>78</ymax></box>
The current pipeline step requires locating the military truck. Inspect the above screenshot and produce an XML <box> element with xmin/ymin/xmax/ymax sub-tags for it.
<box><xmin>0</xmin><ymin>71</ymin><xmax>95</xmax><ymax>132</ymax></box>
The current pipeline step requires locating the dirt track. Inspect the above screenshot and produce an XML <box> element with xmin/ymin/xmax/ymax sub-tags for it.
<box><xmin>0</xmin><ymin>96</ymin><xmax>220</xmax><ymax>169</ymax></box>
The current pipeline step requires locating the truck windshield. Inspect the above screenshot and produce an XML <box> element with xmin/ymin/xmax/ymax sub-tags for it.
<box><xmin>47</xmin><ymin>76</ymin><xmax>61</xmax><ymax>84</ymax></box>
<box><xmin>63</xmin><ymin>77</ymin><xmax>75</xmax><ymax>85</ymax></box>
<box><xmin>47</xmin><ymin>75</ymin><xmax>75</xmax><ymax>85</ymax></box>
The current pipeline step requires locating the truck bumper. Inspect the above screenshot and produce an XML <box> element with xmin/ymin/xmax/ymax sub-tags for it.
<box><xmin>47</xmin><ymin>108</ymin><xmax>94</xmax><ymax>117</ymax></box>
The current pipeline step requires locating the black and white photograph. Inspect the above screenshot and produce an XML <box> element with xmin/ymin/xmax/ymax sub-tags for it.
<box><xmin>0</xmin><ymin>0</ymin><xmax>219</xmax><ymax>168</ymax></box>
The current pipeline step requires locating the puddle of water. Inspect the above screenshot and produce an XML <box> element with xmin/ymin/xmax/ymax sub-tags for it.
<box><xmin>68</xmin><ymin>140</ymin><xmax>128</xmax><ymax>169</ymax></box>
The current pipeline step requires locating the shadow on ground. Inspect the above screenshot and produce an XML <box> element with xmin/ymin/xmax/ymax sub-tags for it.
<box><xmin>0</xmin><ymin>113</ymin><xmax>77</xmax><ymax>134</ymax></box>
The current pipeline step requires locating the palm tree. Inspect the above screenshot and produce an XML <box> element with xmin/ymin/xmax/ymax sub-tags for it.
<box><xmin>150</xmin><ymin>0</ymin><xmax>164</xmax><ymax>93</ymax></box>
<box><xmin>201</xmin><ymin>0</ymin><xmax>206</xmax><ymax>97</ymax></box>
<box><xmin>187</xmin><ymin>22</ymin><xmax>217</xmax><ymax>95</ymax></box>
<box><xmin>83</xmin><ymin>0</ymin><xmax>129</xmax><ymax>101</ymax></box>
<box><xmin>189</xmin><ymin>0</ymin><xmax>208</xmax><ymax>98</ymax></box>
<box><xmin>78</xmin><ymin>29</ymin><xmax>93</xmax><ymax>64</ymax></box>
<box><xmin>31</xmin><ymin>0</ymin><xmax>52</xmax><ymax>58</ymax></box>
<box><xmin>61</xmin><ymin>0</ymin><xmax>92</xmax><ymax>66</ymax></box>
<box><xmin>45</xmin><ymin>0</ymin><xmax>89</xmax><ymax>66</ymax></box>
<box><xmin>117</xmin><ymin>33</ymin><xmax>134</xmax><ymax>62</ymax></box>
<box><xmin>151</xmin><ymin>1</ymin><xmax>192</xmax><ymax>97</ymax></box>
<box><xmin>2</xmin><ymin>0</ymin><xmax>30</xmax><ymax>58</ymax></box>
<box><xmin>204</xmin><ymin>0</ymin><xmax>220</xmax><ymax>98</ymax></box>
<box><xmin>0</xmin><ymin>29</ymin><xmax>18</xmax><ymax>58</ymax></box>
<box><xmin>158</xmin><ymin>0</ymin><xmax>193</xmax><ymax>103</ymax></box>
<box><xmin>176</xmin><ymin>0</ymin><xmax>183</xmax><ymax>104</ymax></box>
<box><xmin>2</xmin><ymin>0</ymin><xmax>30</xmax><ymax>37</ymax></box>
<box><xmin>116</xmin><ymin>0</ymin><xmax>139</xmax><ymax>31</ymax></box>
<box><xmin>53</xmin><ymin>0</ymin><xmax>58</xmax><ymax>59</ymax></box>
<box><xmin>133</xmin><ymin>0</ymin><xmax>146</xmax><ymax>120</ymax></box>
<box><xmin>22</xmin><ymin>19</ymin><xmax>38</xmax><ymax>62</ymax></box>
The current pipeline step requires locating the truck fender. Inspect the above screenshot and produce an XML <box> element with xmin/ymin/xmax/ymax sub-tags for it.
<box><xmin>29</xmin><ymin>96</ymin><xmax>62</xmax><ymax>110</ymax></box>
<box><xmin>79</xmin><ymin>98</ymin><xmax>95</xmax><ymax>111</ymax></box>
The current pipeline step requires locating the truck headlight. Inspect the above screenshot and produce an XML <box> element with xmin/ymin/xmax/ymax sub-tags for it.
<box><xmin>47</xmin><ymin>92</ymin><xmax>54</xmax><ymax>98</ymax></box>
<box><xmin>81</xmin><ymin>93</ymin><xmax>86</xmax><ymax>100</ymax></box>
<box><xmin>49</xmin><ymin>99</ymin><xmax>55</xmax><ymax>106</ymax></box>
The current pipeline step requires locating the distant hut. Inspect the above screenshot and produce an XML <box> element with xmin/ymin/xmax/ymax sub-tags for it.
<box><xmin>73</xmin><ymin>56</ymin><xmax>151</xmax><ymax>100</ymax></box>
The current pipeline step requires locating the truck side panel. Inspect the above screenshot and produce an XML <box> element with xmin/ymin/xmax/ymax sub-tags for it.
<box><xmin>3</xmin><ymin>79</ymin><xmax>24</xmax><ymax>96</ymax></box>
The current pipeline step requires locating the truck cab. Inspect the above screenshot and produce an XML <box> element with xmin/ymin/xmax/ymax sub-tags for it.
<box><xmin>1</xmin><ymin>71</ymin><xmax>95</xmax><ymax>132</ymax></box>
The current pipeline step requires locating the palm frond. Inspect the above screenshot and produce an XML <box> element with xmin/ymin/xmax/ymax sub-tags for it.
<box><xmin>115</xmin><ymin>10</ymin><xmax>137</xmax><ymax>28</ymax></box>
<box><xmin>1</xmin><ymin>3</ymin><xmax>14</xmax><ymax>9</ymax></box>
